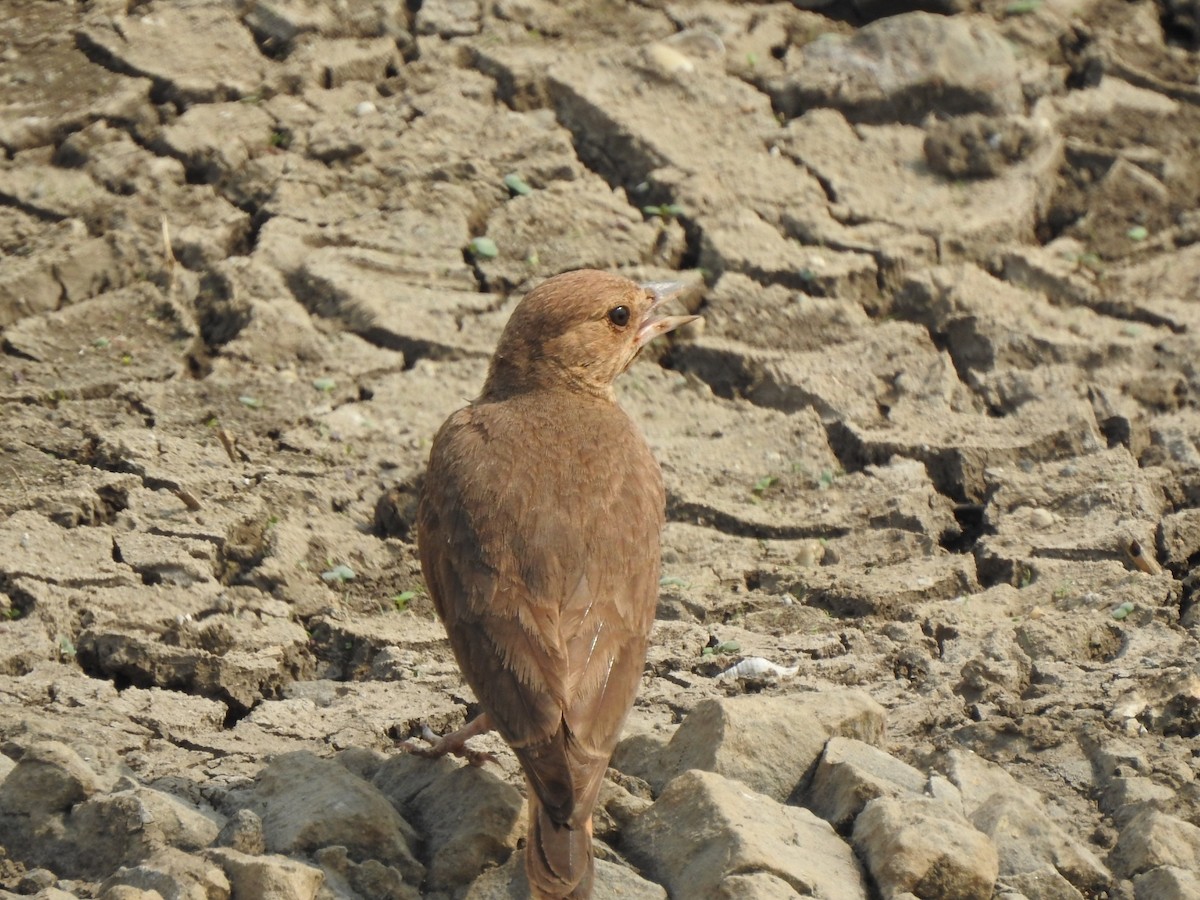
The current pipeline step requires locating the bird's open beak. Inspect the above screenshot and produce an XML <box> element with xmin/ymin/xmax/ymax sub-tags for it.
<box><xmin>636</xmin><ymin>282</ymin><xmax>700</xmax><ymax>349</ymax></box>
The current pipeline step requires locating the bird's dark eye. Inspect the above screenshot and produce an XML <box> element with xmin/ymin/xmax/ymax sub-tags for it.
<box><xmin>608</xmin><ymin>305</ymin><xmax>631</xmax><ymax>327</ymax></box>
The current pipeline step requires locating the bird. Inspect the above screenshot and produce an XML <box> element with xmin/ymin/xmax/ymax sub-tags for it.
<box><xmin>415</xmin><ymin>269</ymin><xmax>698</xmax><ymax>899</ymax></box>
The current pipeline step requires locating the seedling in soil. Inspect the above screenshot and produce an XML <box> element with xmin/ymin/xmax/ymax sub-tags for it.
<box><xmin>642</xmin><ymin>203</ymin><xmax>685</xmax><ymax>221</ymax></box>
<box><xmin>1126</xmin><ymin>225</ymin><xmax>1149</xmax><ymax>242</ymax></box>
<box><xmin>238</xmin><ymin>395</ymin><xmax>263</xmax><ymax>409</ymax></box>
<box><xmin>467</xmin><ymin>236</ymin><xmax>499</xmax><ymax>259</ymax></box>
<box><xmin>321</xmin><ymin>563</ymin><xmax>356</xmax><ymax>583</ymax></box>
<box><xmin>503</xmin><ymin>173</ymin><xmax>533</xmax><ymax>196</ymax></box>
<box><xmin>312</xmin><ymin>377</ymin><xmax>336</xmax><ymax>392</ymax></box>
<box><xmin>818</xmin><ymin>467</ymin><xmax>844</xmax><ymax>489</ymax></box>
<box><xmin>701</xmin><ymin>640</ymin><xmax>742</xmax><ymax>657</ymax></box>
<box><xmin>751</xmin><ymin>475</ymin><xmax>778</xmax><ymax>498</ymax></box>
<box><xmin>393</xmin><ymin>590</ymin><xmax>418</xmax><ymax>612</ymax></box>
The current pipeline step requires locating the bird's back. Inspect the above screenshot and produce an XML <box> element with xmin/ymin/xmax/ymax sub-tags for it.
<box><xmin>417</xmin><ymin>389</ymin><xmax>664</xmax><ymax>896</ymax></box>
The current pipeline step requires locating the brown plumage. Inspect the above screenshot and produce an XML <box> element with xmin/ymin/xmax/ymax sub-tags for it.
<box><xmin>416</xmin><ymin>269</ymin><xmax>697</xmax><ymax>899</ymax></box>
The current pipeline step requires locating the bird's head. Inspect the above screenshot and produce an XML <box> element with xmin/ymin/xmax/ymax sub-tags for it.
<box><xmin>482</xmin><ymin>269</ymin><xmax>699</xmax><ymax>400</ymax></box>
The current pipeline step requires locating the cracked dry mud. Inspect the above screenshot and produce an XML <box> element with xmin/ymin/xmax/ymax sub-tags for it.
<box><xmin>2</xmin><ymin>2</ymin><xmax>1200</xmax><ymax>899</ymax></box>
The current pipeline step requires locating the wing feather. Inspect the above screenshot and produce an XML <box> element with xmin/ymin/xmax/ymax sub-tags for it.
<box><xmin>418</xmin><ymin>399</ymin><xmax>663</xmax><ymax>826</ymax></box>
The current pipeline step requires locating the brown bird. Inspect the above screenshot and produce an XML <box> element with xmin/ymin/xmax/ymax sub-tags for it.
<box><xmin>416</xmin><ymin>269</ymin><xmax>697</xmax><ymax>899</ymax></box>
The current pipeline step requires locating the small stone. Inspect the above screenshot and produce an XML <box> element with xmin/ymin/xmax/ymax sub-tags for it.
<box><xmin>0</xmin><ymin>741</ymin><xmax>100</xmax><ymax>815</ymax></box>
<box><xmin>970</xmin><ymin>793</ymin><xmax>1111</xmax><ymax>894</ymax></box>
<box><xmin>207</xmin><ymin>847</ymin><xmax>323</xmax><ymax>900</ymax></box>
<box><xmin>651</xmin><ymin>694</ymin><xmax>829</xmax><ymax>801</ymax></box>
<box><xmin>1111</xmin><ymin>808</ymin><xmax>1200</xmax><ymax>877</ymax></box>
<box><xmin>853</xmin><ymin>796</ymin><xmax>999</xmax><ymax>900</ymax></box>
<box><xmin>625</xmin><ymin>769</ymin><xmax>870</xmax><ymax>899</ymax></box>
<box><xmin>1133</xmin><ymin>865</ymin><xmax>1200</xmax><ymax>900</ymax></box>
<box><xmin>98</xmin><ymin>847</ymin><xmax>230</xmax><ymax>900</ymax></box>
<box><xmin>805</xmin><ymin>737</ymin><xmax>928</xmax><ymax>830</ymax></box>
<box><xmin>242</xmin><ymin>752</ymin><xmax>424</xmax><ymax>884</ymax></box>
<box><xmin>217</xmin><ymin>809</ymin><xmax>266</xmax><ymax>855</ymax></box>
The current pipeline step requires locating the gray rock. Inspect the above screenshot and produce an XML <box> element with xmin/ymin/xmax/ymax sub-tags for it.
<box><xmin>15</xmin><ymin>868</ymin><xmax>55</xmax><ymax>892</ymax></box>
<box><xmin>416</xmin><ymin>0</ymin><xmax>482</xmax><ymax>38</ymax></box>
<box><xmin>66</xmin><ymin>784</ymin><xmax>224</xmax><ymax>879</ymax></box>
<box><xmin>29</xmin><ymin>889</ymin><xmax>83</xmax><ymax>900</ymax></box>
<box><xmin>805</xmin><ymin>736</ymin><xmax>928</xmax><ymax>830</ymax></box>
<box><xmin>970</xmin><ymin>793</ymin><xmax>1111</xmax><ymax>894</ymax></box>
<box><xmin>0</xmin><ymin>740</ymin><xmax>100</xmax><ymax>816</ymax></box>
<box><xmin>711</xmin><ymin>872</ymin><xmax>807</xmax><ymax>899</ymax></box>
<box><xmin>462</xmin><ymin>851</ymin><xmax>666</xmax><ymax>899</ymax></box>
<box><xmin>767</xmin><ymin>13</ymin><xmax>1022</xmax><ymax>123</ymax></box>
<box><xmin>240</xmin><ymin>752</ymin><xmax>424</xmax><ymax>883</ymax></box>
<box><xmin>98</xmin><ymin>847</ymin><xmax>229</xmax><ymax>900</ymax></box>
<box><xmin>593</xmin><ymin>775</ymin><xmax>652</xmax><ymax>843</ymax></box>
<box><xmin>97</xmin><ymin>886</ymin><xmax>168</xmax><ymax>900</ymax></box>
<box><xmin>1111</xmin><ymin>808</ymin><xmax>1200</xmax><ymax>878</ymax></box>
<box><xmin>1099</xmin><ymin>776</ymin><xmax>1176</xmax><ymax>826</ymax></box>
<box><xmin>206</xmin><ymin>848</ymin><xmax>323</xmax><ymax>900</ymax></box>
<box><xmin>1133</xmin><ymin>865</ymin><xmax>1200</xmax><ymax>900</ymax></box>
<box><xmin>313</xmin><ymin>845</ymin><xmax>420</xmax><ymax>900</ymax></box>
<box><xmin>371</xmin><ymin>753</ymin><xmax>524</xmax><ymax>890</ymax></box>
<box><xmin>1159</xmin><ymin>509</ymin><xmax>1200</xmax><ymax>573</ymax></box>
<box><xmin>624</xmin><ymin>769</ymin><xmax>870</xmax><ymax>899</ymax></box>
<box><xmin>853</xmin><ymin>796</ymin><xmax>998</xmax><ymax>900</ymax></box>
<box><xmin>925</xmin><ymin>114</ymin><xmax>1047</xmax><ymax>179</ymax></box>
<box><xmin>216</xmin><ymin>809</ymin><xmax>266</xmax><ymax>855</ymax></box>
<box><xmin>1002</xmin><ymin>866</ymin><xmax>1087</xmax><ymax>900</ymax></box>
<box><xmin>651</xmin><ymin>694</ymin><xmax>829</xmax><ymax>801</ymax></box>
<box><xmin>76</xmin><ymin>6</ymin><xmax>271</xmax><ymax>105</ymax></box>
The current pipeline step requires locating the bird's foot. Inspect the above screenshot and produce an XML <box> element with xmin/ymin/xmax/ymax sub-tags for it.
<box><xmin>400</xmin><ymin>713</ymin><xmax>497</xmax><ymax>766</ymax></box>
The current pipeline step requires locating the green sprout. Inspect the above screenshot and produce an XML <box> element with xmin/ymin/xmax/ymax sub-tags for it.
<box><xmin>321</xmin><ymin>564</ymin><xmax>356</xmax><ymax>583</ymax></box>
<box><xmin>503</xmin><ymin>173</ymin><xmax>533</xmax><ymax>196</ymax></box>
<box><xmin>751</xmin><ymin>475</ymin><xmax>778</xmax><ymax>497</ymax></box>
<box><xmin>468</xmin><ymin>236</ymin><xmax>499</xmax><ymax>259</ymax></box>
<box><xmin>642</xmin><ymin>203</ymin><xmax>685</xmax><ymax>221</ymax></box>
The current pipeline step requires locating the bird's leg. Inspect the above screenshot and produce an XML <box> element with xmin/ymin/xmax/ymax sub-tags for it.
<box><xmin>401</xmin><ymin>712</ymin><xmax>497</xmax><ymax>766</ymax></box>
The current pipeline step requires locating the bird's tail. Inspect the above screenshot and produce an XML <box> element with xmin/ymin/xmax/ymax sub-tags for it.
<box><xmin>525</xmin><ymin>791</ymin><xmax>594</xmax><ymax>899</ymax></box>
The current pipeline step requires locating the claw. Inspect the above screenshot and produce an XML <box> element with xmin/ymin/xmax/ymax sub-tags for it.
<box><xmin>399</xmin><ymin>713</ymin><xmax>497</xmax><ymax>767</ymax></box>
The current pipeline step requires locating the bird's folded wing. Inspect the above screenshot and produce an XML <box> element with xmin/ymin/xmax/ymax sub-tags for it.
<box><xmin>418</xmin><ymin>407</ymin><xmax>662</xmax><ymax>822</ymax></box>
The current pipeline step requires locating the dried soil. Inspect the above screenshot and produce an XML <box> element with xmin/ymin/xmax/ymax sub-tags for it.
<box><xmin>2</xmin><ymin>1</ymin><xmax>1200</xmax><ymax>899</ymax></box>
